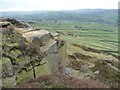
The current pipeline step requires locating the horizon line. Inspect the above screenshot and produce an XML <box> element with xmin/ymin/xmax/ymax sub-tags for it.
<box><xmin>0</xmin><ymin>8</ymin><xmax>118</xmax><ymax>12</ymax></box>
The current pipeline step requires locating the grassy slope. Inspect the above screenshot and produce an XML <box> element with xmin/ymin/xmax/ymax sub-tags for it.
<box><xmin>30</xmin><ymin>20</ymin><xmax>118</xmax><ymax>87</ymax></box>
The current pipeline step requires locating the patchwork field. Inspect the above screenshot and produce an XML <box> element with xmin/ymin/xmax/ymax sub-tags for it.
<box><xmin>30</xmin><ymin>21</ymin><xmax>118</xmax><ymax>56</ymax></box>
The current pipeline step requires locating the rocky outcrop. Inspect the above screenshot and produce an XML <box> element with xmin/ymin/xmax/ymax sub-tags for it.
<box><xmin>0</xmin><ymin>18</ymin><xmax>28</xmax><ymax>28</ymax></box>
<box><xmin>0</xmin><ymin>18</ymin><xmax>67</xmax><ymax>87</ymax></box>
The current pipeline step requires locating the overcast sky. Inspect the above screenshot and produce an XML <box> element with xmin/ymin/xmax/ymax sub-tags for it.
<box><xmin>0</xmin><ymin>0</ymin><xmax>119</xmax><ymax>11</ymax></box>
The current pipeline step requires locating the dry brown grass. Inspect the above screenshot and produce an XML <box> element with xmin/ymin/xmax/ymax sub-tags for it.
<box><xmin>17</xmin><ymin>73</ymin><xmax>108</xmax><ymax>88</ymax></box>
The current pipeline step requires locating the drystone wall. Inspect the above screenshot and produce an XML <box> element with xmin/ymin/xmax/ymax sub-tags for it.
<box><xmin>0</xmin><ymin>18</ymin><xmax>67</xmax><ymax>87</ymax></box>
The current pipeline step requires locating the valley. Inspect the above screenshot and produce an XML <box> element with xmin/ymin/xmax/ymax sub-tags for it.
<box><xmin>1</xmin><ymin>9</ymin><xmax>119</xmax><ymax>88</ymax></box>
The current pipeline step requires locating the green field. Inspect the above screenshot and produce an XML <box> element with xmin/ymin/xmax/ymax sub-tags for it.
<box><xmin>30</xmin><ymin>20</ymin><xmax>118</xmax><ymax>58</ymax></box>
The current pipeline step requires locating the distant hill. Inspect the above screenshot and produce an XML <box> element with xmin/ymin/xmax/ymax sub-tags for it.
<box><xmin>1</xmin><ymin>9</ymin><xmax>118</xmax><ymax>25</ymax></box>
